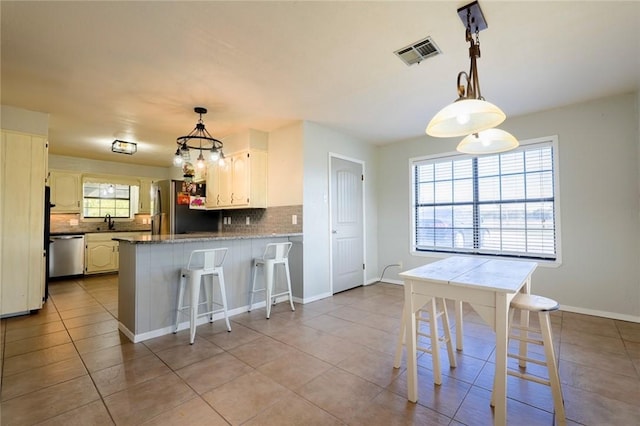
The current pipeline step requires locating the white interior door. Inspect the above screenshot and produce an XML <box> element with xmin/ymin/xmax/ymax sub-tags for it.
<box><xmin>330</xmin><ymin>156</ymin><xmax>364</xmax><ymax>294</ymax></box>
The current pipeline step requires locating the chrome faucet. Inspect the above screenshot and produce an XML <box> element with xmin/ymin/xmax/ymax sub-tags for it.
<box><xmin>104</xmin><ymin>214</ymin><xmax>115</xmax><ymax>230</ymax></box>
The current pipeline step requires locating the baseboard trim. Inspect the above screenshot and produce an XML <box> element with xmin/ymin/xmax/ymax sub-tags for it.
<box><xmin>300</xmin><ymin>292</ymin><xmax>333</xmax><ymax>304</ymax></box>
<box><xmin>560</xmin><ymin>304</ymin><xmax>640</xmax><ymax>323</ymax></box>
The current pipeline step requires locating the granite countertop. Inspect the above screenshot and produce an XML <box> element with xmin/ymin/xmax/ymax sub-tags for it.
<box><xmin>51</xmin><ymin>229</ymin><xmax>151</xmax><ymax>236</ymax></box>
<box><xmin>113</xmin><ymin>232</ymin><xmax>303</xmax><ymax>244</ymax></box>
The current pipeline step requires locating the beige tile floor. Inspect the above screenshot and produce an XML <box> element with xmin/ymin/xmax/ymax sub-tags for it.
<box><xmin>1</xmin><ymin>274</ymin><xmax>639</xmax><ymax>425</ymax></box>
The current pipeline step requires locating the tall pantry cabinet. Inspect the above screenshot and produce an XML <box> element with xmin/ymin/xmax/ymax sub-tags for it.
<box><xmin>0</xmin><ymin>129</ymin><xmax>48</xmax><ymax>316</ymax></box>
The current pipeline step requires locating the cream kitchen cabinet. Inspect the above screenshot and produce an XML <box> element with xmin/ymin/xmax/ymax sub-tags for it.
<box><xmin>85</xmin><ymin>233</ymin><xmax>118</xmax><ymax>274</ymax></box>
<box><xmin>85</xmin><ymin>232</ymin><xmax>148</xmax><ymax>274</ymax></box>
<box><xmin>138</xmin><ymin>178</ymin><xmax>153</xmax><ymax>214</ymax></box>
<box><xmin>1</xmin><ymin>129</ymin><xmax>48</xmax><ymax>316</ymax></box>
<box><xmin>205</xmin><ymin>149</ymin><xmax>267</xmax><ymax>209</ymax></box>
<box><xmin>50</xmin><ymin>170</ymin><xmax>82</xmax><ymax>212</ymax></box>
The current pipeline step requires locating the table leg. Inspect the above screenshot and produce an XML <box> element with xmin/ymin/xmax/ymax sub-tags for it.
<box><xmin>404</xmin><ymin>282</ymin><xmax>418</xmax><ymax>403</ymax></box>
<box><xmin>455</xmin><ymin>300</ymin><xmax>464</xmax><ymax>351</ymax></box>
<box><xmin>493</xmin><ymin>293</ymin><xmax>509</xmax><ymax>426</ymax></box>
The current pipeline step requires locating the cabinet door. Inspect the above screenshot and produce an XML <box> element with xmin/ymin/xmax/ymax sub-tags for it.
<box><xmin>231</xmin><ymin>151</ymin><xmax>250</xmax><ymax>206</ymax></box>
<box><xmin>138</xmin><ymin>179</ymin><xmax>152</xmax><ymax>214</ymax></box>
<box><xmin>205</xmin><ymin>163</ymin><xmax>219</xmax><ymax>208</ymax></box>
<box><xmin>85</xmin><ymin>241</ymin><xmax>118</xmax><ymax>273</ymax></box>
<box><xmin>217</xmin><ymin>159</ymin><xmax>233</xmax><ymax>206</ymax></box>
<box><xmin>1</xmin><ymin>130</ymin><xmax>47</xmax><ymax>315</ymax></box>
<box><xmin>50</xmin><ymin>171</ymin><xmax>81</xmax><ymax>212</ymax></box>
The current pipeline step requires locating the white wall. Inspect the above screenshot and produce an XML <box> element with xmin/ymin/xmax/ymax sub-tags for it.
<box><xmin>0</xmin><ymin>105</ymin><xmax>48</xmax><ymax>136</ymax></box>
<box><xmin>302</xmin><ymin>121</ymin><xmax>378</xmax><ymax>300</ymax></box>
<box><xmin>267</xmin><ymin>122</ymin><xmax>303</xmax><ymax>206</ymax></box>
<box><xmin>377</xmin><ymin>92</ymin><xmax>640</xmax><ymax>321</ymax></box>
<box><xmin>49</xmin><ymin>154</ymin><xmax>170</xmax><ymax>180</ymax></box>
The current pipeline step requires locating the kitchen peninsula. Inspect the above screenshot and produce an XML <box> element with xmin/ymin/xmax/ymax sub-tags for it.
<box><xmin>114</xmin><ymin>232</ymin><xmax>302</xmax><ymax>342</ymax></box>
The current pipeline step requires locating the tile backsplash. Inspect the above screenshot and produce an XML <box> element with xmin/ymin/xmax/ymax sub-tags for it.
<box><xmin>219</xmin><ymin>205</ymin><xmax>302</xmax><ymax>234</ymax></box>
<box><xmin>50</xmin><ymin>213</ymin><xmax>152</xmax><ymax>234</ymax></box>
<box><xmin>50</xmin><ymin>205</ymin><xmax>303</xmax><ymax>235</ymax></box>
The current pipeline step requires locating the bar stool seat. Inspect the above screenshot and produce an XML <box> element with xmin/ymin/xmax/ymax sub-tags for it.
<box><xmin>394</xmin><ymin>295</ymin><xmax>457</xmax><ymax>385</ymax></box>
<box><xmin>174</xmin><ymin>248</ymin><xmax>230</xmax><ymax>344</ymax></box>
<box><xmin>494</xmin><ymin>293</ymin><xmax>565</xmax><ymax>424</ymax></box>
<box><xmin>249</xmin><ymin>242</ymin><xmax>295</xmax><ymax>319</ymax></box>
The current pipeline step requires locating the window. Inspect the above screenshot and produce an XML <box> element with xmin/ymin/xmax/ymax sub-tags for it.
<box><xmin>412</xmin><ymin>138</ymin><xmax>559</xmax><ymax>261</ymax></box>
<box><xmin>83</xmin><ymin>182</ymin><xmax>132</xmax><ymax>218</ymax></box>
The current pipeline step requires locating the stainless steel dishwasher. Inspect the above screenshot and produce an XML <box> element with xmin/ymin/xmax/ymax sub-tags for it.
<box><xmin>50</xmin><ymin>234</ymin><xmax>85</xmax><ymax>277</ymax></box>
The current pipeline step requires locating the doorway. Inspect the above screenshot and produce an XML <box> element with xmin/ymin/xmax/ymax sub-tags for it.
<box><xmin>330</xmin><ymin>155</ymin><xmax>365</xmax><ymax>294</ymax></box>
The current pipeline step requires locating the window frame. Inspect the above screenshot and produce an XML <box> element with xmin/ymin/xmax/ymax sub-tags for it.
<box><xmin>409</xmin><ymin>136</ymin><xmax>562</xmax><ymax>265</ymax></box>
<box><xmin>81</xmin><ymin>175</ymin><xmax>141</xmax><ymax>221</ymax></box>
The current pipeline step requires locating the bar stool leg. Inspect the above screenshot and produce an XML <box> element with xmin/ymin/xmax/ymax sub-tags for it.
<box><xmin>539</xmin><ymin>311</ymin><xmax>566</xmax><ymax>424</ymax></box>
<box><xmin>189</xmin><ymin>271</ymin><xmax>202</xmax><ymax>345</ymax></box>
<box><xmin>439</xmin><ymin>298</ymin><xmax>457</xmax><ymax>368</ymax></box>
<box><xmin>174</xmin><ymin>272</ymin><xmax>187</xmax><ymax>333</ymax></box>
<box><xmin>393</xmin><ymin>305</ymin><xmax>406</xmax><ymax>368</ymax></box>
<box><xmin>203</xmin><ymin>275</ymin><xmax>214</xmax><ymax>322</ymax></box>
<box><xmin>218</xmin><ymin>268</ymin><xmax>231</xmax><ymax>332</ymax></box>
<box><xmin>264</xmin><ymin>261</ymin><xmax>274</xmax><ymax>319</ymax></box>
<box><xmin>284</xmin><ymin>261</ymin><xmax>295</xmax><ymax>312</ymax></box>
<box><xmin>249</xmin><ymin>260</ymin><xmax>259</xmax><ymax>312</ymax></box>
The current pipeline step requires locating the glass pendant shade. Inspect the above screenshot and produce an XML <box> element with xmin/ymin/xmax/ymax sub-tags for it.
<box><xmin>426</xmin><ymin>98</ymin><xmax>506</xmax><ymax>138</ymax></box>
<box><xmin>456</xmin><ymin>128</ymin><xmax>519</xmax><ymax>154</ymax></box>
<box><xmin>196</xmin><ymin>151</ymin><xmax>206</xmax><ymax>169</ymax></box>
<box><xmin>173</xmin><ymin>149</ymin><xmax>183</xmax><ymax>166</ymax></box>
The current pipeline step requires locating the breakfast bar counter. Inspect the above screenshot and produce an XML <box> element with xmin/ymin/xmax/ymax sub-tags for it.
<box><xmin>115</xmin><ymin>232</ymin><xmax>302</xmax><ymax>342</ymax></box>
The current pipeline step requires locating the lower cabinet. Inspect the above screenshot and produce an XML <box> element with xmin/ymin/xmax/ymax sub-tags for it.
<box><xmin>85</xmin><ymin>234</ymin><xmax>118</xmax><ymax>274</ymax></box>
<box><xmin>85</xmin><ymin>232</ymin><xmax>148</xmax><ymax>274</ymax></box>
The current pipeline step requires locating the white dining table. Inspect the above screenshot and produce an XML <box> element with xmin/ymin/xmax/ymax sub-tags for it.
<box><xmin>399</xmin><ymin>256</ymin><xmax>538</xmax><ymax>426</ymax></box>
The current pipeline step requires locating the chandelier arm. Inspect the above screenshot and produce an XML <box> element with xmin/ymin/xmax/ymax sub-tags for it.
<box><xmin>456</xmin><ymin>71</ymin><xmax>470</xmax><ymax>99</ymax></box>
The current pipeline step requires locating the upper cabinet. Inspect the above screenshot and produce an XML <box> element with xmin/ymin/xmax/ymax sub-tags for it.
<box><xmin>138</xmin><ymin>178</ymin><xmax>153</xmax><ymax>214</ymax></box>
<box><xmin>205</xmin><ymin>149</ymin><xmax>267</xmax><ymax>209</ymax></box>
<box><xmin>50</xmin><ymin>170</ymin><xmax>81</xmax><ymax>212</ymax></box>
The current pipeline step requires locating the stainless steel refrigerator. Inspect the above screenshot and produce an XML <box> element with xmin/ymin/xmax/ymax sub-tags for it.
<box><xmin>151</xmin><ymin>180</ymin><xmax>219</xmax><ymax>235</ymax></box>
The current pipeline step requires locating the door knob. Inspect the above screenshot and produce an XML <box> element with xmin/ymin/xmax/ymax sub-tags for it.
<box><xmin>332</xmin><ymin>230</ymin><xmax>338</xmax><ymax>234</ymax></box>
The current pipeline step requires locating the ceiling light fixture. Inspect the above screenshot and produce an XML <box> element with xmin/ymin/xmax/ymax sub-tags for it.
<box><xmin>173</xmin><ymin>107</ymin><xmax>224</xmax><ymax>168</ymax></box>
<box><xmin>456</xmin><ymin>128</ymin><xmax>518</xmax><ymax>154</ymax></box>
<box><xmin>112</xmin><ymin>140</ymin><xmax>137</xmax><ymax>155</ymax></box>
<box><xmin>426</xmin><ymin>1</ymin><xmax>518</xmax><ymax>154</ymax></box>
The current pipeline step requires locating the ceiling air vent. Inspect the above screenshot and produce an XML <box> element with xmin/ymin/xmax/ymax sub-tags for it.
<box><xmin>394</xmin><ymin>36</ymin><xmax>441</xmax><ymax>66</ymax></box>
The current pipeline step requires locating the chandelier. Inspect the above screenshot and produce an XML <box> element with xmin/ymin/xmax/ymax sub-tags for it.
<box><xmin>426</xmin><ymin>1</ymin><xmax>518</xmax><ymax>154</ymax></box>
<box><xmin>173</xmin><ymin>107</ymin><xmax>224</xmax><ymax>169</ymax></box>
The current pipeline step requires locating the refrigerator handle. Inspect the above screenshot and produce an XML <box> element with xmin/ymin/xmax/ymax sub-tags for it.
<box><xmin>156</xmin><ymin>187</ymin><xmax>162</xmax><ymax>215</ymax></box>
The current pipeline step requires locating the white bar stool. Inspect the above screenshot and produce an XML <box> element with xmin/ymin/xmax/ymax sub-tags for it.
<box><xmin>248</xmin><ymin>242</ymin><xmax>295</xmax><ymax>319</ymax></box>
<box><xmin>394</xmin><ymin>295</ymin><xmax>457</xmax><ymax>385</ymax></box>
<box><xmin>493</xmin><ymin>293</ymin><xmax>565</xmax><ymax>424</ymax></box>
<box><xmin>174</xmin><ymin>248</ymin><xmax>231</xmax><ymax>344</ymax></box>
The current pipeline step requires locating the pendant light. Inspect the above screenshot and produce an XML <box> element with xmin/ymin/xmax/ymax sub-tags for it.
<box><xmin>427</xmin><ymin>1</ymin><xmax>518</xmax><ymax>154</ymax></box>
<box><xmin>456</xmin><ymin>128</ymin><xmax>518</xmax><ymax>154</ymax></box>
<box><xmin>173</xmin><ymin>107</ymin><xmax>224</xmax><ymax>168</ymax></box>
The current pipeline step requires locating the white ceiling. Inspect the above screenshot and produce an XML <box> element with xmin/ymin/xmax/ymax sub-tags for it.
<box><xmin>2</xmin><ymin>1</ymin><xmax>639</xmax><ymax>167</ymax></box>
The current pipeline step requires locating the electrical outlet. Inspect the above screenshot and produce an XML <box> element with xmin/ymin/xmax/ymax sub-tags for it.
<box><xmin>292</xmin><ymin>214</ymin><xmax>297</xmax><ymax>225</ymax></box>
<box><xmin>246</xmin><ymin>216</ymin><xmax>250</xmax><ymax>225</ymax></box>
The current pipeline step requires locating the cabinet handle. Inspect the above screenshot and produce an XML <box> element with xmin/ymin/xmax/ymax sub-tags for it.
<box><xmin>217</xmin><ymin>194</ymin><xmax>220</xmax><ymax>205</ymax></box>
<box><xmin>231</xmin><ymin>193</ymin><xmax>234</xmax><ymax>203</ymax></box>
